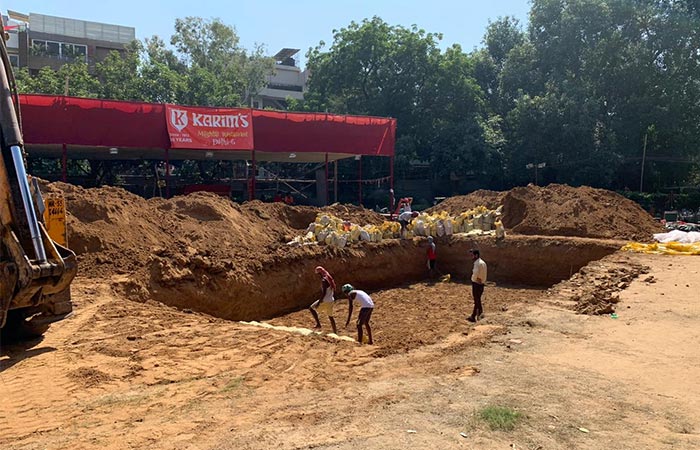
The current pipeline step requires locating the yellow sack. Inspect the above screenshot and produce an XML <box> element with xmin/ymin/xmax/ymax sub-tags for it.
<box><xmin>622</xmin><ymin>241</ymin><xmax>700</xmax><ymax>255</ymax></box>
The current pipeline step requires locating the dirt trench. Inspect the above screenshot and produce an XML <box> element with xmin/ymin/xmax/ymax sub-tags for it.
<box><xmin>127</xmin><ymin>234</ymin><xmax>624</xmax><ymax>322</ymax></box>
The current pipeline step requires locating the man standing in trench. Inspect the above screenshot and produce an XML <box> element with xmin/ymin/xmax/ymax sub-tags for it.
<box><xmin>426</xmin><ymin>236</ymin><xmax>442</xmax><ymax>279</ymax></box>
<box><xmin>309</xmin><ymin>266</ymin><xmax>338</xmax><ymax>334</ymax></box>
<box><xmin>467</xmin><ymin>249</ymin><xmax>487</xmax><ymax>323</ymax></box>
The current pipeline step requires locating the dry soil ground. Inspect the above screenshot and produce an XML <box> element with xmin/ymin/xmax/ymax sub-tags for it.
<box><xmin>1</xmin><ymin>252</ymin><xmax>698</xmax><ymax>450</ymax></box>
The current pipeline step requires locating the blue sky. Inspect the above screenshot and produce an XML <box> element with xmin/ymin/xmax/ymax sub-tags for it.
<box><xmin>5</xmin><ymin>0</ymin><xmax>531</xmax><ymax>66</ymax></box>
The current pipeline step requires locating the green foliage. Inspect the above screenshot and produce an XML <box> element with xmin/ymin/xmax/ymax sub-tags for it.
<box><xmin>296</xmin><ymin>2</ymin><xmax>699</xmax><ymax>192</ymax></box>
<box><xmin>484</xmin><ymin>16</ymin><xmax>525</xmax><ymax>67</ymax></box>
<box><xmin>95</xmin><ymin>42</ymin><xmax>142</xmax><ymax>100</ymax></box>
<box><xmin>478</xmin><ymin>405</ymin><xmax>523</xmax><ymax>431</ymax></box>
<box><xmin>170</xmin><ymin>17</ymin><xmax>274</xmax><ymax>106</ymax></box>
<box><xmin>620</xmin><ymin>190</ymin><xmax>700</xmax><ymax>213</ymax></box>
<box><xmin>302</xmin><ymin>17</ymin><xmax>488</xmax><ymax>184</ymax></box>
<box><xmin>16</xmin><ymin>4</ymin><xmax>700</xmax><ymax>194</ymax></box>
<box><xmin>16</xmin><ymin>16</ymin><xmax>274</xmax><ymax>108</ymax></box>
<box><xmin>509</xmin><ymin>0</ymin><xmax>700</xmax><ymax>189</ymax></box>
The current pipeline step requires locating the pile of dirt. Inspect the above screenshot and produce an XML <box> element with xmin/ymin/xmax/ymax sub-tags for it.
<box><xmin>34</xmin><ymin>183</ymin><xmax>334</xmax><ymax>277</ymax></box>
<box><xmin>502</xmin><ymin>184</ymin><xmax>662</xmax><ymax>241</ymax></box>
<box><xmin>429</xmin><ymin>184</ymin><xmax>662</xmax><ymax>241</ymax></box>
<box><xmin>426</xmin><ymin>189</ymin><xmax>505</xmax><ymax>215</ymax></box>
<box><xmin>319</xmin><ymin>203</ymin><xmax>385</xmax><ymax>225</ymax></box>
<box><xmin>39</xmin><ymin>182</ymin><xmax>393</xmax><ymax>321</ymax></box>
<box><xmin>546</xmin><ymin>253</ymin><xmax>650</xmax><ymax>315</ymax></box>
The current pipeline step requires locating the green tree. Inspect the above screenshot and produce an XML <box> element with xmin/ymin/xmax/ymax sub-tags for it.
<box><xmin>484</xmin><ymin>16</ymin><xmax>525</xmax><ymax>67</ymax></box>
<box><xmin>15</xmin><ymin>66</ymin><xmax>62</xmax><ymax>94</ymax></box>
<box><xmin>95</xmin><ymin>42</ymin><xmax>142</xmax><ymax>100</ymax></box>
<box><xmin>485</xmin><ymin>0</ymin><xmax>700</xmax><ymax>189</ymax></box>
<box><xmin>170</xmin><ymin>17</ymin><xmax>274</xmax><ymax>106</ymax></box>
<box><xmin>303</xmin><ymin>17</ymin><xmax>492</xmax><ymax>185</ymax></box>
<box><xmin>58</xmin><ymin>62</ymin><xmax>100</xmax><ymax>97</ymax></box>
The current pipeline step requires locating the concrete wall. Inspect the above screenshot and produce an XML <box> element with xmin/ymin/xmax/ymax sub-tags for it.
<box><xmin>268</xmin><ymin>64</ymin><xmax>305</xmax><ymax>88</ymax></box>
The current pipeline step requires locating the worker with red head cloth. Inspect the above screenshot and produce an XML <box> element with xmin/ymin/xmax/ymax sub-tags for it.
<box><xmin>309</xmin><ymin>266</ymin><xmax>338</xmax><ymax>334</ymax></box>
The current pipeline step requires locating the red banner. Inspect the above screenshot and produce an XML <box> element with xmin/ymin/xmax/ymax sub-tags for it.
<box><xmin>165</xmin><ymin>105</ymin><xmax>254</xmax><ymax>150</ymax></box>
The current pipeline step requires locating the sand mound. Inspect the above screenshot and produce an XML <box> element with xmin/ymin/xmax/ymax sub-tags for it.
<box><xmin>319</xmin><ymin>203</ymin><xmax>385</xmax><ymax>226</ymax></box>
<box><xmin>44</xmin><ymin>183</ymin><xmax>383</xmax><ymax>256</ymax></box>
<box><xmin>428</xmin><ymin>184</ymin><xmax>661</xmax><ymax>241</ymax></box>
<box><xmin>40</xmin><ymin>183</ymin><xmax>387</xmax><ymax>311</ymax></box>
<box><xmin>42</xmin><ymin>185</ymin><xmax>292</xmax><ymax>277</ymax></box>
<box><xmin>426</xmin><ymin>190</ymin><xmax>505</xmax><ymax>215</ymax></box>
<box><xmin>501</xmin><ymin>184</ymin><xmax>662</xmax><ymax>241</ymax></box>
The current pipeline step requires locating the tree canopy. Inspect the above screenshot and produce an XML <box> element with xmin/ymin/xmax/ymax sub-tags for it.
<box><xmin>296</xmin><ymin>1</ymin><xmax>700</xmax><ymax>192</ymax></box>
<box><xmin>16</xmin><ymin>3</ymin><xmax>700</xmax><ymax>193</ymax></box>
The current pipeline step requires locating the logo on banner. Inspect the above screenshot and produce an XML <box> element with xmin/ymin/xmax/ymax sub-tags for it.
<box><xmin>165</xmin><ymin>104</ymin><xmax>254</xmax><ymax>150</ymax></box>
<box><xmin>170</xmin><ymin>109</ymin><xmax>188</xmax><ymax>132</ymax></box>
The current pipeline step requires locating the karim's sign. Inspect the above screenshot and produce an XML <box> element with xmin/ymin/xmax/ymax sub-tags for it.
<box><xmin>165</xmin><ymin>105</ymin><xmax>254</xmax><ymax>150</ymax></box>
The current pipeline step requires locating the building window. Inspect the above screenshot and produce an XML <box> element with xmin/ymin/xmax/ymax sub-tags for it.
<box><xmin>31</xmin><ymin>39</ymin><xmax>87</xmax><ymax>62</ymax></box>
<box><xmin>46</xmin><ymin>41</ymin><xmax>60</xmax><ymax>55</ymax></box>
<box><xmin>32</xmin><ymin>40</ymin><xmax>48</xmax><ymax>53</ymax></box>
<box><xmin>9</xmin><ymin>54</ymin><xmax>19</xmax><ymax>68</ymax></box>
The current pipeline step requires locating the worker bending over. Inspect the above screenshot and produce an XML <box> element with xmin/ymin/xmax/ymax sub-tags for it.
<box><xmin>342</xmin><ymin>284</ymin><xmax>374</xmax><ymax>344</ymax></box>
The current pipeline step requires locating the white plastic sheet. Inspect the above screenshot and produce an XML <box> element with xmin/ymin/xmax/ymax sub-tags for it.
<box><xmin>653</xmin><ymin>230</ymin><xmax>700</xmax><ymax>244</ymax></box>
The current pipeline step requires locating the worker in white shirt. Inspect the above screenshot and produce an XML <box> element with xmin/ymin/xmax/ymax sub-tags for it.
<box><xmin>398</xmin><ymin>210</ymin><xmax>418</xmax><ymax>238</ymax></box>
<box><xmin>342</xmin><ymin>284</ymin><xmax>374</xmax><ymax>344</ymax></box>
<box><xmin>467</xmin><ymin>249</ymin><xmax>487</xmax><ymax>323</ymax></box>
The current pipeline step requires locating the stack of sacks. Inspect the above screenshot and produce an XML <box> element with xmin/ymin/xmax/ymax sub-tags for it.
<box><xmin>410</xmin><ymin>205</ymin><xmax>503</xmax><ymax>238</ymax></box>
<box><xmin>288</xmin><ymin>205</ymin><xmax>505</xmax><ymax>247</ymax></box>
<box><xmin>379</xmin><ymin>220</ymin><xmax>402</xmax><ymax>239</ymax></box>
<box><xmin>288</xmin><ymin>214</ymin><xmax>392</xmax><ymax>248</ymax></box>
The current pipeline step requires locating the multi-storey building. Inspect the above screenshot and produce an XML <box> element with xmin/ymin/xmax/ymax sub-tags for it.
<box><xmin>4</xmin><ymin>12</ymin><xmax>306</xmax><ymax>109</ymax></box>
<box><xmin>4</xmin><ymin>10</ymin><xmax>135</xmax><ymax>74</ymax></box>
<box><xmin>251</xmin><ymin>48</ymin><xmax>308</xmax><ymax>109</ymax></box>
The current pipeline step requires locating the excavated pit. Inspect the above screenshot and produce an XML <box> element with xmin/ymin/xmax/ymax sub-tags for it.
<box><xmin>41</xmin><ymin>181</ymin><xmax>655</xmax><ymax>329</ymax></box>
<box><xmin>128</xmin><ymin>234</ymin><xmax>624</xmax><ymax>322</ymax></box>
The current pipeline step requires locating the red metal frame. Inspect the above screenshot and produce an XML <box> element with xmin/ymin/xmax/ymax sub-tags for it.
<box><xmin>250</xmin><ymin>149</ymin><xmax>257</xmax><ymax>201</ymax></box>
<box><xmin>165</xmin><ymin>148</ymin><xmax>171</xmax><ymax>198</ymax></box>
<box><xmin>61</xmin><ymin>143</ymin><xmax>67</xmax><ymax>182</ymax></box>
<box><xmin>358</xmin><ymin>156</ymin><xmax>362</xmax><ymax>205</ymax></box>
<box><xmin>324</xmin><ymin>153</ymin><xmax>329</xmax><ymax>205</ymax></box>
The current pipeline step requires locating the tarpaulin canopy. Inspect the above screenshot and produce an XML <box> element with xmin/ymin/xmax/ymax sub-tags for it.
<box><xmin>18</xmin><ymin>94</ymin><xmax>396</xmax><ymax>162</ymax></box>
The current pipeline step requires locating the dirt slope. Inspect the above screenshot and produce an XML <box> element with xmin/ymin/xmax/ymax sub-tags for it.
<box><xmin>429</xmin><ymin>184</ymin><xmax>661</xmax><ymax>241</ymax></box>
<box><xmin>42</xmin><ymin>183</ymin><xmax>383</xmax><ymax>279</ymax></box>
<box><xmin>427</xmin><ymin>189</ymin><xmax>505</xmax><ymax>214</ymax></box>
<box><xmin>502</xmin><ymin>184</ymin><xmax>662</xmax><ymax>241</ymax></box>
<box><xmin>40</xmin><ymin>183</ymin><xmax>391</xmax><ymax>320</ymax></box>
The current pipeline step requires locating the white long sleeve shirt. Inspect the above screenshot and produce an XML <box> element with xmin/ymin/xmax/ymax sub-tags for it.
<box><xmin>471</xmin><ymin>258</ymin><xmax>487</xmax><ymax>285</ymax></box>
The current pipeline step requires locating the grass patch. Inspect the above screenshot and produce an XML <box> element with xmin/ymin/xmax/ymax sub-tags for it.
<box><xmin>221</xmin><ymin>376</ymin><xmax>245</xmax><ymax>393</ymax></box>
<box><xmin>478</xmin><ymin>405</ymin><xmax>522</xmax><ymax>431</ymax></box>
<box><xmin>87</xmin><ymin>390</ymin><xmax>152</xmax><ymax>410</ymax></box>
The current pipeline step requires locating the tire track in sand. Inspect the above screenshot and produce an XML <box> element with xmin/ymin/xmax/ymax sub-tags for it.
<box><xmin>0</xmin><ymin>282</ymin><xmax>114</xmax><ymax>444</ymax></box>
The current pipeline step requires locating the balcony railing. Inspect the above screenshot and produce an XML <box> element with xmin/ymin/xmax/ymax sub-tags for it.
<box><xmin>29</xmin><ymin>48</ymin><xmax>89</xmax><ymax>64</ymax></box>
<box><xmin>266</xmin><ymin>83</ymin><xmax>304</xmax><ymax>92</ymax></box>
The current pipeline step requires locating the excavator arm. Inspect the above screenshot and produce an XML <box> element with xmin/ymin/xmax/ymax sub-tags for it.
<box><xmin>0</xmin><ymin>16</ymin><xmax>77</xmax><ymax>338</ymax></box>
